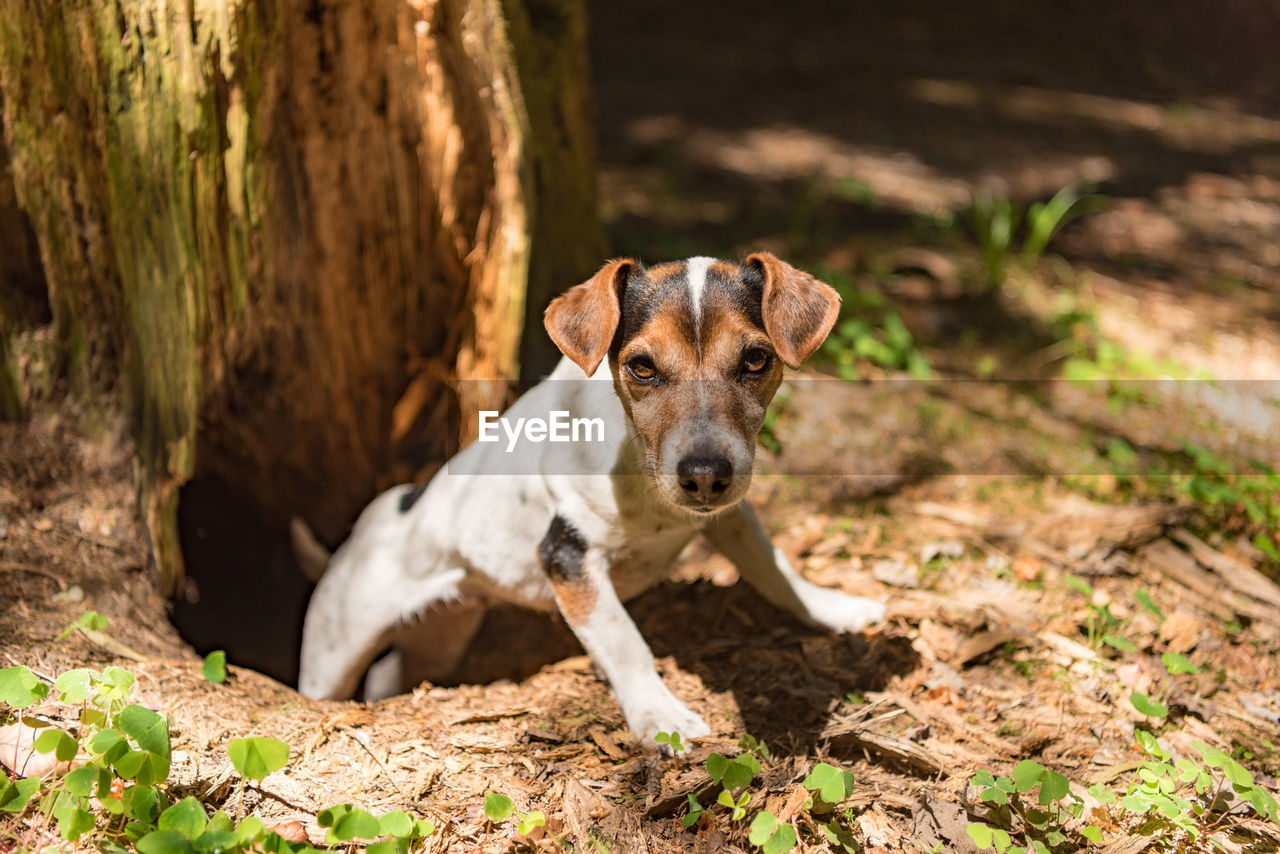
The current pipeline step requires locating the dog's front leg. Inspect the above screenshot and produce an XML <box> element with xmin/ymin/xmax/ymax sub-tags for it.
<box><xmin>705</xmin><ymin>502</ymin><xmax>886</xmax><ymax>632</ymax></box>
<box><xmin>539</xmin><ymin>516</ymin><xmax>711</xmax><ymax>747</ymax></box>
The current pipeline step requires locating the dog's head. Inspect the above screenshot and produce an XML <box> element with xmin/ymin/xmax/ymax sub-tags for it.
<box><xmin>545</xmin><ymin>253</ymin><xmax>840</xmax><ymax>515</ymax></box>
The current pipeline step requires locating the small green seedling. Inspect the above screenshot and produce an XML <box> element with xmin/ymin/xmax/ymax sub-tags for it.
<box><xmin>0</xmin><ymin>664</ymin><xmax>50</xmax><ymax>708</ymax></box>
<box><xmin>968</xmin><ymin>760</ymin><xmax>1099</xmax><ymax>853</ymax></box>
<box><xmin>1130</xmin><ymin>690</ymin><xmax>1169</xmax><ymax>719</ymax></box>
<box><xmin>654</xmin><ymin>730</ymin><xmax>684</xmax><ymax>753</ymax></box>
<box><xmin>738</xmin><ymin>733</ymin><xmax>773</xmax><ymax>763</ymax></box>
<box><xmin>2</xmin><ymin>662</ymin><xmax>440</xmax><ymax>853</ymax></box>
<box><xmin>317</xmin><ymin>803</ymin><xmax>381</xmax><ymax>844</ymax></box>
<box><xmin>1131</xmin><ymin>650</ymin><xmax>1203</xmax><ymax>720</ymax></box>
<box><xmin>706</xmin><ymin>751</ymin><xmax>762</xmax><ymax>790</ymax></box>
<box><xmin>748</xmin><ymin>810</ymin><xmax>797</xmax><ymax>853</ymax></box>
<box><xmin>801</xmin><ymin>762</ymin><xmax>854</xmax><ymax>810</ymax></box>
<box><xmin>682</xmin><ymin>793</ymin><xmax>705</xmax><ymax>829</ymax></box>
<box><xmin>484</xmin><ymin>791</ymin><xmax>515</xmax><ymax>823</ymax></box>
<box><xmin>226</xmin><ymin>736</ymin><xmax>289</xmax><ymax>782</ymax></box>
<box><xmin>1113</xmin><ymin>729</ymin><xmax>1279</xmax><ymax>845</ymax></box>
<box><xmin>226</xmin><ymin>735</ymin><xmax>288</xmax><ymax>821</ymax></box>
<box><xmin>201</xmin><ymin>650</ymin><xmax>228</xmax><ymax>684</ymax></box>
<box><xmin>516</xmin><ymin>809</ymin><xmax>546</xmax><ymax>836</ymax></box>
<box><xmin>58</xmin><ymin>609</ymin><xmax>109</xmax><ymax>640</ymax></box>
<box><xmin>717</xmin><ymin>789</ymin><xmax>750</xmax><ymax>821</ymax></box>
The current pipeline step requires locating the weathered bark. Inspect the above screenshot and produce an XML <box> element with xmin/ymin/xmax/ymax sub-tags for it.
<box><xmin>501</xmin><ymin>0</ymin><xmax>606</xmax><ymax>380</ymax></box>
<box><xmin>0</xmin><ymin>92</ymin><xmax>48</xmax><ymax>420</ymax></box>
<box><xmin>0</xmin><ymin>0</ymin><xmax>599</xmax><ymax>594</ymax></box>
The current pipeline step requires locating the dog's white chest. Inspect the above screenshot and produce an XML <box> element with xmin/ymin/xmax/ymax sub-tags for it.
<box><xmin>606</xmin><ymin>527</ymin><xmax>700</xmax><ymax>602</ymax></box>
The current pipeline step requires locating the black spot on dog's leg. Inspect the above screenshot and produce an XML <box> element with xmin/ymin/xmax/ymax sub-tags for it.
<box><xmin>399</xmin><ymin>482</ymin><xmax>428</xmax><ymax>513</ymax></box>
<box><xmin>538</xmin><ymin>515</ymin><xmax>587</xmax><ymax>581</ymax></box>
<box><xmin>539</xmin><ymin>515</ymin><xmax>599</xmax><ymax>625</ymax></box>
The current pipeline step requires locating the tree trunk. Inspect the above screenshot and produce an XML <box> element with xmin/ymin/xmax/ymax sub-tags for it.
<box><xmin>0</xmin><ymin>0</ymin><xmax>600</xmax><ymax>599</ymax></box>
<box><xmin>501</xmin><ymin>0</ymin><xmax>606</xmax><ymax>381</ymax></box>
<box><xmin>0</xmin><ymin>92</ymin><xmax>48</xmax><ymax>421</ymax></box>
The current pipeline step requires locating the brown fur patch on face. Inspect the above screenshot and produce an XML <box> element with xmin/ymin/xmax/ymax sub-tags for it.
<box><xmin>617</xmin><ymin>309</ymin><xmax>701</xmax><ymax>447</ymax></box>
<box><xmin>644</xmin><ymin>261</ymin><xmax>683</xmax><ymax>286</ymax></box>
<box><xmin>622</xmin><ymin>311</ymin><xmax>701</xmax><ymax>379</ymax></box>
<box><xmin>709</xmin><ymin>260</ymin><xmax>739</xmax><ymax>280</ymax></box>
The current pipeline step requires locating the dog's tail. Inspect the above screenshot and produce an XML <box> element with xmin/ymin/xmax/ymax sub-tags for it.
<box><xmin>289</xmin><ymin>517</ymin><xmax>332</xmax><ymax>582</ymax></box>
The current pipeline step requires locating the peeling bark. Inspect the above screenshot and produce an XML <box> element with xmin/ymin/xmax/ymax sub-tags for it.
<box><xmin>0</xmin><ymin>0</ymin><xmax>599</xmax><ymax>593</ymax></box>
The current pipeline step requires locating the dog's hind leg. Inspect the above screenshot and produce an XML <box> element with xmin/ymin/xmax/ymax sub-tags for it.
<box><xmin>362</xmin><ymin>600</ymin><xmax>486</xmax><ymax>700</ymax></box>
<box><xmin>298</xmin><ymin>561</ymin><xmax>467</xmax><ymax>700</ymax></box>
<box><xmin>298</xmin><ymin>490</ymin><xmax>468</xmax><ymax>700</ymax></box>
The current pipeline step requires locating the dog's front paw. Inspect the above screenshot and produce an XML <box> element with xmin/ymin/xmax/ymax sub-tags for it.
<box><xmin>806</xmin><ymin>589</ymin><xmax>887</xmax><ymax>634</ymax></box>
<box><xmin>620</xmin><ymin>684</ymin><xmax>711</xmax><ymax>753</ymax></box>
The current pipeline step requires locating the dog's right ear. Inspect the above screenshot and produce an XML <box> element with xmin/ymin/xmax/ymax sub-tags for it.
<box><xmin>544</xmin><ymin>258</ymin><xmax>638</xmax><ymax>376</ymax></box>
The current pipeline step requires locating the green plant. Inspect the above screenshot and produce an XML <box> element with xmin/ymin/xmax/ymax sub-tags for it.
<box><xmin>1022</xmin><ymin>187</ymin><xmax>1102</xmax><ymax>267</ymax></box>
<box><xmin>1113</xmin><ymin>729</ymin><xmax>1279</xmax><ymax>847</ymax></box>
<box><xmin>1129</xmin><ymin>651</ymin><xmax>1203</xmax><ymax>722</ymax></box>
<box><xmin>1178</xmin><ymin>443</ymin><xmax>1280</xmax><ymax>568</ymax></box>
<box><xmin>970</xmin><ymin>191</ymin><xmax>1017</xmax><ymax>287</ymax></box>
<box><xmin>968</xmin><ymin>730</ymin><xmax>1280</xmax><ymax>852</ymax></box>
<box><xmin>0</xmin><ymin>663</ymin><xmax>437</xmax><ymax>853</ymax></box>
<box><xmin>1063</xmin><ymin>575</ymin><xmax>1132</xmax><ymax>653</ymax></box>
<box><xmin>748</xmin><ymin>810</ymin><xmax>798</xmax><ymax>854</ymax></box>
<box><xmin>817</xmin><ymin>270</ymin><xmax>931</xmax><ymax>381</ymax></box>
<box><xmin>968</xmin><ymin>186</ymin><xmax>1104</xmax><ymax>287</ymax></box>
<box><xmin>738</xmin><ymin>733</ymin><xmax>773</xmax><ymax>764</ymax></box>
<box><xmin>515</xmin><ymin>809</ymin><xmax>546</xmax><ymax>837</ymax></box>
<box><xmin>482</xmin><ymin>791</ymin><xmax>546</xmax><ymax>839</ymax></box>
<box><xmin>201</xmin><ymin>650</ymin><xmax>227</xmax><ymax>684</ymax></box>
<box><xmin>226</xmin><ymin>735</ymin><xmax>289</xmax><ymax>820</ymax></box>
<box><xmin>679</xmin><ymin>739</ymin><xmax>859</xmax><ymax>854</ymax></box>
<box><xmin>654</xmin><ymin>730</ymin><xmax>685</xmax><ymax>754</ymax></box>
<box><xmin>483</xmin><ymin>791</ymin><xmax>515</xmax><ymax>822</ymax></box>
<box><xmin>967</xmin><ymin>760</ymin><xmax>1102</xmax><ymax>853</ymax></box>
<box><xmin>56</xmin><ymin>609</ymin><xmax>109</xmax><ymax>640</ymax></box>
<box><xmin>317</xmin><ymin>805</ymin><xmax>435</xmax><ymax>852</ymax></box>
<box><xmin>707</xmin><ymin>750</ymin><xmax>762</xmax><ymax>791</ymax></box>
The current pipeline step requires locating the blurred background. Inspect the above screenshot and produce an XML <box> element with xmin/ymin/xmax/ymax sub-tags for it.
<box><xmin>1</xmin><ymin>0</ymin><xmax>1278</xmax><ymax>682</ymax></box>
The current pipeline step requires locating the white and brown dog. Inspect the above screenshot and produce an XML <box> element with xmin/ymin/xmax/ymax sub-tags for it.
<box><xmin>297</xmin><ymin>252</ymin><xmax>886</xmax><ymax>747</ymax></box>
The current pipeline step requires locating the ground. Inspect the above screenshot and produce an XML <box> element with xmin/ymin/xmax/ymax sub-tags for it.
<box><xmin>5</xmin><ymin>1</ymin><xmax>1280</xmax><ymax>851</ymax></box>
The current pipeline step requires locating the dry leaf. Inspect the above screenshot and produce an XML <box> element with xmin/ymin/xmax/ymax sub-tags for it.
<box><xmin>271</xmin><ymin>821</ymin><xmax>309</xmax><ymax>843</ymax></box>
<box><xmin>1159</xmin><ymin>612</ymin><xmax>1204</xmax><ymax>654</ymax></box>
<box><xmin>1012</xmin><ymin>556</ymin><xmax>1043</xmax><ymax>582</ymax></box>
<box><xmin>0</xmin><ymin>720</ymin><xmax>73</xmax><ymax>778</ymax></box>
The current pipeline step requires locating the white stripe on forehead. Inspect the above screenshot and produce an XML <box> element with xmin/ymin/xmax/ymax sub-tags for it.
<box><xmin>684</xmin><ymin>256</ymin><xmax>716</xmax><ymax>326</ymax></box>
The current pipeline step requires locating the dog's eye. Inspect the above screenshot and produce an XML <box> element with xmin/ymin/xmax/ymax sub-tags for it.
<box><xmin>741</xmin><ymin>348</ymin><xmax>771</xmax><ymax>374</ymax></box>
<box><xmin>627</xmin><ymin>356</ymin><xmax>658</xmax><ymax>381</ymax></box>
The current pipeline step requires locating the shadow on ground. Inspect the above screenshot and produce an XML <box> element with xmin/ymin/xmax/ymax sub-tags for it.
<box><xmin>453</xmin><ymin>579</ymin><xmax>918</xmax><ymax>757</ymax></box>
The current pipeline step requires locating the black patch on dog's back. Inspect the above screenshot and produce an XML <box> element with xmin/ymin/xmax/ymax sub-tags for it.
<box><xmin>399</xmin><ymin>482</ymin><xmax>428</xmax><ymax>513</ymax></box>
<box><xmin>538</xmin><ymin>515</ymin><xmax>587</xmax><ymax>580</ymax></box>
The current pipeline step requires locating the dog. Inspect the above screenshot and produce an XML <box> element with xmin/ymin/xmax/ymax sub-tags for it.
<box><xmin>297</xmin><ymin>252</ymin><xmax>887</xmax><ymax>747</ymax></box>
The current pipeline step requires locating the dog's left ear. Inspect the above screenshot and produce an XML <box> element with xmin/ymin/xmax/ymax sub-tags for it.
<box><xmin>746</xmin><ymin>251</ymin><xmax>841</xmax><ymax>369</ymax></box>
<box><xmin>545</xmin><ymin>258</ymin><xmax>638</xmax><ymax>376</ymax></box>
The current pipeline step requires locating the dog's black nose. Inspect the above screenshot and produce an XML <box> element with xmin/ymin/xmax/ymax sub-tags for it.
<box><xmin>677</xmin><ymin>455</ymin><xmax>733</xmax><ymax>500</ymax></box>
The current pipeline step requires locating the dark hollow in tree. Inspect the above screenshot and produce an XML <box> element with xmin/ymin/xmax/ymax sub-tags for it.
<box><xmin>0</xmin><ymin>0</ymin><xmax>605</xmax><ymax>681</ymax></box>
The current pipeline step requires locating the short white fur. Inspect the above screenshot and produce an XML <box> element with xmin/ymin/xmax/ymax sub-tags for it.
<box><xmin>684</xmin><ymin>255</ymin><xmax>714</xmax><ymax>326</ymax></box>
